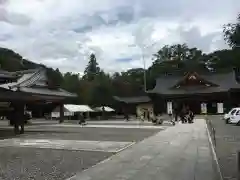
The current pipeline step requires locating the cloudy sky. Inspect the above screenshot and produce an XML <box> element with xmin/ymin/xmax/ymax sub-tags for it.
<box><xmin>0</xmin><ymin>0</ymin><xmax>239</xmax><ymax>74</ymax></box>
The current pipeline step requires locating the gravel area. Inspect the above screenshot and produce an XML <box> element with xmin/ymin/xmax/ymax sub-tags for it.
<box><xmin>0</xmin><ymin>147</ymin><xmax>112</xmax><ymax>180</ymax></box>
<box><xmin>0</xmin><ymin>121</ymin><xmax>162</xmax><ymax>180</ymax></box>
<box><xmin>208</xmin><ymin>115</ymin><xmax>240</xmax><ymax>180</ymax></box>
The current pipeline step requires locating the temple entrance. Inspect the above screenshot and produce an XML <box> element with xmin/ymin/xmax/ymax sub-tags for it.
<box><xmin>173</xmin><ymin>99</ymin><xmax>201</xmax><ymax>114</ymax></box>
<box><xmin>184</xmin><ymin>100</ymin><xmax>201</xmax><ymax>114</ymax></box>
<box><xmin>207</xmin><ymin>102</ymin><xmax>218</xmax><ymax>114</ymax></box>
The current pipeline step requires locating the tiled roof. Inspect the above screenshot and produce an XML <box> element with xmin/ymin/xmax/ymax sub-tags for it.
<box><xmin>147</xmin><ymin>71</ymin><xmax>240</xmax><ymax>95</ymax></box>
<box><xmin>0</xmin><ymin>69</ymin><xmax>18</xmax><ymax>80</ymax></box>
<box><xmin>0</xmin><ymin>68</ymin><xmax>77</xmax><ymax>98</ymax></box>
<box><xmin>0</xmin><ymin>68</ymin><xmax>42</xmax><ymax>89</ymax></box>
<box><xmin>20</xmin><ymin>87</ymin><xmax>76</xmax><ymax>97</ymax></box>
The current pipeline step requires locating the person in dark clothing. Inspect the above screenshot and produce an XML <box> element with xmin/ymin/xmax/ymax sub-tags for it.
<box><xmin>124</xmin><ymin>112</ymin><xmax>129</xmax><ymax>121</ymax></box>
<box><xmin>79</xmin><ymin>113</ymin><xmax>86</xmax><ymax>125</ymax></box>
<box><xmin>173</xmin><ymin>103</ymin><xmax>179</xmax><ymax>122</ymax></box>
<box><xmin>147</xmin><ymin>111</ymin><xmax>150</xmax><ymax>121</ymax></box>
<box><xmin>123</xmin><ymin>108</ymin><xmax>129</xmax><ymax>121</ymax></box>
<box><xmin>187</xmin><ymin>109</ymin><xmax>194</xmax><ymax>123</ymax></box>
<box><xmin>180</xmin><ymin>105</ymin><xmax>187</xmax><ymax>123</ymax></box>
<box><xmin>102</xmin><ymin>106</ymin><xmax>106</xmax><ymax>120</ymax></box>
<box><xmin>10</xmin><ymin>101</ymin><xmax>25</xmax><ymax>134</ymax></box>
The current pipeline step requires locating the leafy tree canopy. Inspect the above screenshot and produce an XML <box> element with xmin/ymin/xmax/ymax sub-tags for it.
<box><xmin>224</xmin><ymin>14</ymin><xmax>240</xmax><ymax>48</ymax></box>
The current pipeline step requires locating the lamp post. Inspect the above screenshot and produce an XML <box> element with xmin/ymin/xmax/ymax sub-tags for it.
<box><xmin>139</xmin><ymin>42</ymin><xmax>158</xmax><ymax>92</ymax></box>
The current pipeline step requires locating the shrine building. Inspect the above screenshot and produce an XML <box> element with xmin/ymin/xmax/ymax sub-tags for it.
<box><xmin>147</xmin><ymin>70</ymin><xmax>240</xmax><ymax>114</ymax></box>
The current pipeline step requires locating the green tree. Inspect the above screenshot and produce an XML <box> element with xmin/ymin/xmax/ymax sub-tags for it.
<box><xmin>61</xmin><ymin>72</ymin><xmax>80</xmax><ymax>92</ymax></box>
<box><xmin>83</xmin><ymin>53</ymin><xmax>101</xmax><ymax>81</ymax></box>
<box><xmin>90</xmin><ymin>71</ymin><xmax>113</xmax><ymax>106</ymax></box>
<box><xmin>153</xmin><ymin>44</ymin><xmax>188</xmax><ymax>62</ymax></box>
<box><xmin>205</xmin><ymin>49</ymin><xmax>240</xmax><ymax>73</ymax></box>
<box><xmin>46</xmin><ymin>68</ymin><xmax>63</xmax><ymax>88</ymax></box>
<box><xmin>223</xmin><ymin>13</ymin><xmax>240</xmax><ymax>48</ymax></box>
<box><xmin>151</xmin><ymin>44</ymin><xmax>208</xmax><ymax>76</ymax></box>
<box><xmin>111</xmin><ymin>68</ymin><xmax>145</xmax><ymax>96</ymax></box>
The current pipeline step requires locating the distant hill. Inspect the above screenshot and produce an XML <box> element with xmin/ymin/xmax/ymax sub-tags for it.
<box><xmin>0</xmin><ymin>47</ymin><xmax>42</xmax><ymax>71</ymax></box>
<box><xmin>0</xmin><ymin>47</ymin><xmax>63</xmax><ymax>88</ymax></box>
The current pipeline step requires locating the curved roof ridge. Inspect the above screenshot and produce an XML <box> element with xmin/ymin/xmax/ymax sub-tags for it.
<box><xmin>10</xmin><ymin>68</ymin><xmax>44</xmax><ymax>88</ymax></box>
<box><xmin>12</xmin><ymin>68</ymin><xmax>40</xmax><ymax>75</ymax></box>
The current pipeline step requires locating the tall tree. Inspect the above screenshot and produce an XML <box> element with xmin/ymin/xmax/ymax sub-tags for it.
<box><xmin>83</xmin><ymin>53</ymin><xmax>100</xmax><ymax>81</ymax></box>
<box><xmin>153</xmin><ymin>44</ymin><xmax>189</xmax><ymax>63</ymax></box>
<box><xmin>46</xmin><ymin>68</ymin><xmax>63</xmax><ymax>88</ymax></box>
<box><xmin>61</xmin><ymin>72</ymin><xmax>80</xmax><ymax>93</ymax></box>
<box><xmin>223</xmin><ymin>13</ymin><xmax>240</xmax><ymax>48</ymax></box>
<box><xmin>151</xmin><ymin>44</ymin><xmax>208</xmax><ymax>76</ymax></box>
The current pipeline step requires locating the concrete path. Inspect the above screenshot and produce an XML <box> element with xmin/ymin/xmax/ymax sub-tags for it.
<box><xmin>68</xmin><ymin>119</ymin><xmax>216</xmax><ymax>180</ymax></box>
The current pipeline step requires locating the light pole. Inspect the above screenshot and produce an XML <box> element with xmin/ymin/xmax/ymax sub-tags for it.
<box><xmin>139</xmin><ymin>42</ymin><xmax>158</xmax><ymax>92</ymax></box>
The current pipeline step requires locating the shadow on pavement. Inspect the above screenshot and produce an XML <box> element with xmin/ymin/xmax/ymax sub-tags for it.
<box><xmin>0</xmin><ymin>128</ymin><xmax>16</xmax><ymax>140</ymax></box>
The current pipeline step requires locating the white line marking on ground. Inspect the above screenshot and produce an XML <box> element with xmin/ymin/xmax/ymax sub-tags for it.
<box><xmin>115</xmin><ymin>142</ymin><xmax>135</xmax><ymax>153</ymax></box>
<box><xmin>0</xmin><ymin>139</ymin><xmax>134</xmax><ymax>153</ymax></box>
<box><xmin>46</xmin><ymin>124</ymin><xmax>165</xmax><ymax>129</ymax></box>
<box><xmin>204</xmin><ymin>119</ymin><xmax>224</xmax><ymax>180</ymax></box>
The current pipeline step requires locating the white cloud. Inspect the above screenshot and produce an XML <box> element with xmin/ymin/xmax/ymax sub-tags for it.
<box><xmin>0</xmin><ymin>0</ymin><xmax>239</xmax><ymax>73</ymax></box>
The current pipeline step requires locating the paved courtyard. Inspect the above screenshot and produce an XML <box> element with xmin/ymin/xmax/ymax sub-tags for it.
<box><xmin>0</xmin><ymin>120</ymin><xmax>163</xmax><ymax>180</ymax></box>
<box><xmin>208</xmin><ymin>115</ymin><xmax>240</xmax><ymax>180</ymax></box>
<box><xmin>0</xmin><ymin>118</ymin><xmax>216</xmax><ymax>180</ymax></box>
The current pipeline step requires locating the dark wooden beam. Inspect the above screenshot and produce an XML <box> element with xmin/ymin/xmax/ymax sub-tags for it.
<box><xmin>59</xmin><ymin>103</ymin><xmax>64</xmax><ymax>123</ymax></box>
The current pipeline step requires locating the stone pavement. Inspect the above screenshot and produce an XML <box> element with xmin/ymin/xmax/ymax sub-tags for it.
<box><xmin>68</xmin><ymin>119</ymin><xmax>216</xmax><ymax>180</ymax></box>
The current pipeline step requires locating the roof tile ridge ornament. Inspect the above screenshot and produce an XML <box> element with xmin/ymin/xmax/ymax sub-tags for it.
<box><xmin>170</xmin><ymin>71</ymin><xmax>219</xmax><ymax>89</ymax></box>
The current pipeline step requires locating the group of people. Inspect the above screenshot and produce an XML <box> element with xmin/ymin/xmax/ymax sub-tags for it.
<box><xmin>122</xmin><ymin>105</ymin><xmax>195</xmax><ymax>125</ymax></box>
<box><xmin>173</xmin><ymin>105</ymin><xmax>194</xmax><ymax>124</ymax></box>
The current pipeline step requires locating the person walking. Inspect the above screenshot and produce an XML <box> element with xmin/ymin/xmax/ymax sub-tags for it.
<box><xmin>11</xmin><ymin>101</ymin><xmax>25</xmax><ymax>134</ymax></box>
<box><xmin>124</xmin><ymin>111</ymin><xmax>129</xmax><ymax>121</ymax></box>
<box><xmin>123</xmin><ymin>107</ymin><xmax>129</xmax><ymax>121</ymax></box>
<box><xmin>147</xmin><ymin>111</ymin><xmax>150</xmax><ymax>121</ymax></box>
<box><xmin>180</xmin><ymin>105</ymin><xmax>187</xmax><ymax>123</ymax></box>
<box><xmin>173</xmin><ymin>102</ymin><xmax>179</xmax><ymax>123</ymax></box>
<box><xmin>188</xmin><ymin>109</ymin><xmax>194</xmax><ymax>123</ymax></box>
<box><xmin>78</xmin><ymin>112</ymin><xmax>86</xmax><ymax>125</ymax></box>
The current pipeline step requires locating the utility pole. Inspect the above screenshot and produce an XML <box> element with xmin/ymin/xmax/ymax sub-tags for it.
<box><xmin>142</xmin><ymin>52</ymin><xmax>147</xmax><ymax>92</ymax></box>
<box><xmin>139</xmin><ymin>42</ymin><xmax>157</xmax><ymax>92</ymax></box>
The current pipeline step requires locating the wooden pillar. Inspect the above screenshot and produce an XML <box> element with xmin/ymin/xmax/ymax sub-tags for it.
<box><xmin>59</xmin><ymin>103</ymin><xmax>64</xmax><ymax>123</ymax></box>
<box><xmin>87</xmin><ymin>111</ymin><xmax>90</xmax><ymax>120</ymax></box>
<box><xmin>102</xmin><ymin>106</ymin><xmax>105</xmax><ymax>120</ymax></box>
<box><xmin>227</xmin><ymin>91</ymin><xmax>232</xmax><ymax>112</ymax></box>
